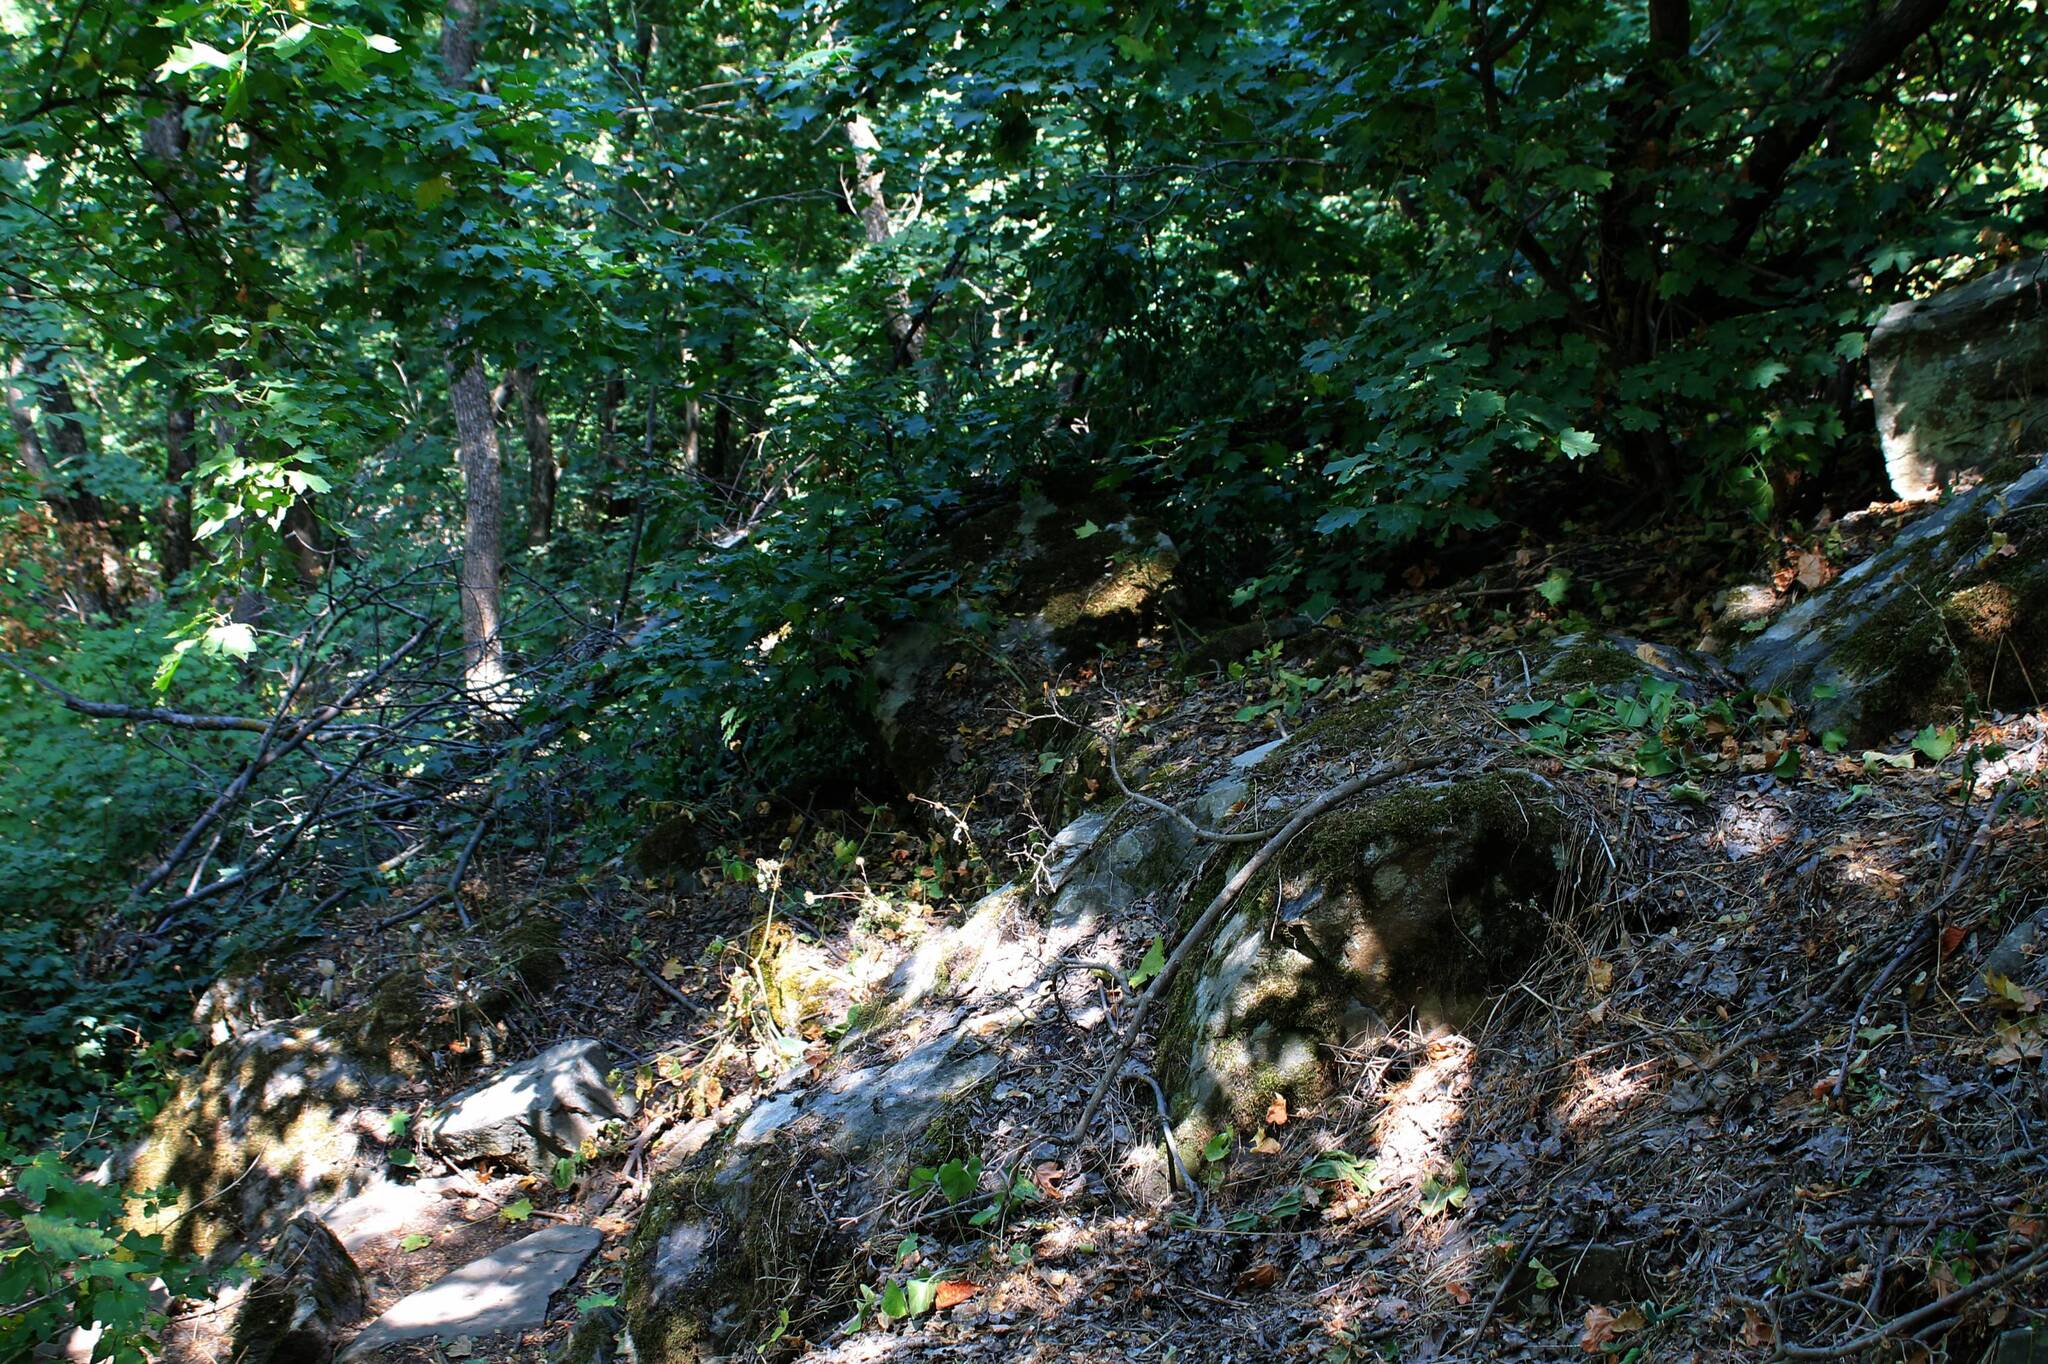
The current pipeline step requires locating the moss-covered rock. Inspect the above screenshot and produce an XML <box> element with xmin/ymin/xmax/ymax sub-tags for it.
<box><xmin>1165</xmin><ymin>774</ymin><xmax>1561</xmax><ymax>1160</ymax></box>
<box><xmin>621</xmin><ymin>1033</ymin><xmax>998</xmax><ymax>1359</ymax></box>
<box><xmin>1735</xmin><ymin>456</ymin><xmax>2048</xmax><ymax>740</ymax></box>
<box><xmin>119</xmin><ymin>1026</ymin><xmax>398</xmax><ymax>1262</ymax></box>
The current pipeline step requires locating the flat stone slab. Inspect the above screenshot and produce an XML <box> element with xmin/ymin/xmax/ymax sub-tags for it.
<box><xmin>340</xmin><ymin>1224</ymin><xmax>603</xmax><ymax>1358</ymax></box>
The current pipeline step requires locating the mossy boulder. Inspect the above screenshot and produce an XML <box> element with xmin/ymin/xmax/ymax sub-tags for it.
<box><xmin>1166</xmin><ymin>774</ymin><xmax>1561</xmax><ymax>1158</ymax></box>
<box><xmin>1537</xmin><ymin>634</ymin><xmax>1734</xmax><ymax>698</ymax></box>
<box><xmin>118</xmin><ymin>1026</ymin><xmax>399</xmax><ymax>1262</ymax></box>
<box><xmin>621</xmin><ymin>1032</ymin><xmax>998</xmax><ymax>1359</ymax></box>
<box><xmin>1734</xmin><ymin>456</ymin><xmax>2048</xmax><ymax>741</ymax></box>
<box><xmin>1870</xmin><ymin>255</ymin><xmax>2048</xmax><ymax>500</ymax></box>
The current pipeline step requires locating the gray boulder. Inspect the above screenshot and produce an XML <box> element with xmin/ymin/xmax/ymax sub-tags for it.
<box><xmin>230</xmin><ymin>1212</ymin><xmax>366</xmax><ymax>1364</ymax></box>
<box><xmin>1871</xmin><ymin>255</ymin><xmax>2048</xmax><ymax>500</ymax></box>
<box><xmin>1734</xmin><ymin>456</ymin><xmax>2048</xmax><ymax>741</ymax></box>
<box><xmin>423</xmin><ymin>1039</ymin><xmax>632</xmax><ymax>1173</ymax></box>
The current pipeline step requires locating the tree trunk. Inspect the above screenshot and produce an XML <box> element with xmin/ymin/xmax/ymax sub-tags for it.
<box><xmin>145</xmin><ymin>100</ymin><xmax>201</xmax><ymax>582</ymax></box>
<box><xmin>845</xmin><ymin>115</ymin><xmax>923</xmax><ymax>371</ymax></box>
<box><xmin>449</xmin><ymin>358</ymin><xmax>505</xmax><ymax>690</ymax></box>
<box><xmin>162</xmin><ymin>402</ymin><xmax>195</xmax><ymax>581</ymax></box>
<box><xmin>511</xmin><ymin>365</ymin><xmax>554</xmax><ymax>546</ymax></box>
<box><xmin>441</xmin><ymin>0</ymin><xmax>505</xmax><ymax>693</ymax></box>
<box><xmin>5</xmin><ymin>351</ymin><xmax>114</xmax><ymax>615</ymax></box>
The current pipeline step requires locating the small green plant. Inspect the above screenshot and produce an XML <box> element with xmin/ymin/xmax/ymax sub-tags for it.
<box><xmin>1230</xmin><ymin>643</ymin><xmax>1329</xmax><ymax>725</ymax></box>
<box><xmin>0</xmin><ymin>1146</ymin><xmax>229</xmax><ymax>1364</ymax></box>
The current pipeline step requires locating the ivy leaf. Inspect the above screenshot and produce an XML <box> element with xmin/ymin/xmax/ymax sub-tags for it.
<box><xmin>1910</xmin><ymin>725</ymin><xmax>1958</xmax><ymax>763</ymax></box>
<box><xmin>500</xmin><ymin>1198</ymin><xmax>534</xmax><ymax>1223</ymax></box>
<box><xmin>1127</xmin><ymin>937</ymin><xmax>1165</xmax><ymax>988</ymax></box>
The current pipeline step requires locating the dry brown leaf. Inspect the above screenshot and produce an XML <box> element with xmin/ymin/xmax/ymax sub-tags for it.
<box><xmin>1588</xmin><ymin>958</ymin><xmax>1614</xmax><ymax>992</ymax></box>
<box><xmin>1580</xmin><ymin>1305</ymin><xmax>1619</xmax><ymax>1353</ymax></box>
<box><xmin>1738</xmin><ymin>1307</ymin><xmax>1777</xmax><ymax>1349</ymax></box>
<box><xmin>934</xmin><ymin>1280</ymin><xmax>978</xmax><ymax>1311</ymax></box>
<box><xmin>1795</xmin><ymin>552</ymin><xmax>1828</xmax><ymax>592</ymax></box>
<box><xmin>1237</xmin><ymin>1261</ymin><xmax>1281</xmax><ymax>1291</ymax></box>
<box><xmin>1266</xmin><ymin>1094</ymin><xmax>1290</xmax><ymax>1127</ymax></box>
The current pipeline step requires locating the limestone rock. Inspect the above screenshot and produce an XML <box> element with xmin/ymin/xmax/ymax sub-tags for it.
<box><xmin>119</xmin><ymin>1026</ymin><xmax>400</xmax><ymax>1260</ymax></box>
<box><xmin>423</xmin><ymin>1038</ymin><xmax>632</xmax><ymax>1173</ymax></box>
<box><xmin>1734</xmin><ymin>456</ymin><xmax>2048</xmax><ymax>741</ymax></box>
<box><xmin>1985</xmin><ymin>1328</ymin><xmax>2048</xmax><ymax>1364</ymax></box>
<box><xmin>1538</xmin><ymin>633</ymin><xmax>1736</xmax><ymax>699</ymax></box>
<box><xmin>230</xmin><ymin>1211</ymin><xmax>366</xmax><ymax>1364</ymax></box>
<box><xmin>340</xmin><ymin>1224</ymin><xmax>603</xmax><ymax>1358</ymax></box>
<box><xmin>1167</xmin><ymin>775</ymin><xmax>1560</xmax><ymax>1151</ymax></box>
<box><xmin>1871</xmin><ymin>255</ymin><xmax>2048</xmax><ymax>500</ymax></box>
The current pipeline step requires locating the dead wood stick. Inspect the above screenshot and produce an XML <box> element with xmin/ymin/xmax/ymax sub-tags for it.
<box><xmin>1</xmin><ymin>657</ymin><xmax>273</xmax><ymax>731</ymax></box>
<box><xmin>1776</xmin><ymin>1239</ymin><xmax>2048</xmax><ymax>1359</ymax></box>
<box><xmin>620</xmin><ymin>949</ymin><xmax>703</xmax><ymax>1014</ymax></box>
<box><xmin>1066</xmin><ymin>755</ymin><xmax>1434</xmax><ymax>1144</ymax></box>
<box><xmin>134</xmin><ymin>622</ymin><xmax>437</xmax><ymax>901</ymax></box>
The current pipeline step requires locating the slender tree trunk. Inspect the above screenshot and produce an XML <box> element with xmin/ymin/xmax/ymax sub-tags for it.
<box><xmin>162</xmin><ymin>404</ymin><xmax>195</xmax><ymax>580</ymax></box>
<box><xmin>5</xmin><ymin>351</ymin><xmax>114</xmax><ymax>615</ymax></box>
<box><xmin>145</xmin><ymin>100</ymin><xmax>201</xmax><ymax>581</ymax></box>
<box><xmin>511</xmin><ymin>365</ymin><xmax>554</xmax><ymax>546</ymax></box>
<box><xmin>845</xmin><ymin>114</ymin><xmax>922</xmax><ymax>371</ymax></box>
<box><xmin>441</xmin><ymin>0</ymin><xmax>505</xmax><ymax>693</ymax></box>
<box><xmin>450</xmin><ymin>359</ymin><xmax>505</xmax><ymax>689</ymax></box>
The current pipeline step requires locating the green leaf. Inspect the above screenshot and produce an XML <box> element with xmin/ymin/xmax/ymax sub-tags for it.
<box><xmin>415</xmin><ymin>175</ymin><xmax>455</xmax><ymax>210</ymax></box>
<box><xmin>24</xmin><ymin>1214</ymin><xmax>116</xmax><ymax>1260</ymax></box>
<box><xmin>159</xmin><ymin>40</ymin><xmax>237</xmax><ymax>77</ymax></box>
<box><xmin>576</xmin><ymin>1291</ymin><xmax>619</xmax><ymax>1312</ymax></box>
<box><xmin>364</xmin><ymin>33</ymin><xmax>403</xmax><ymax>53</ymax></box>
<box><xmin>1557</xmin><ymin>429</ymin><xmax>1597</xmax><ymax>459</ymax></box>
<box><xmin>1127</xmin><ymin>937</ymin><xmax>1165</xmax><ymax>988</ymax></box>
<box><xmin>399</xmin><ymin>1233</ymin><xmax>432</xmax><ymax>1252</ymax></box>
<box><xmin>1910</xmin><ymin>725</ymin><xmax>1958</xmax><ymax>763</ymax></box>
<box><xmin>1532</xmin><ymin>1258</ymin><xmax>1559</xmax><ymax>1290</ymax></box>
<box><xmin>1535</xmin><ymin>570</ymin><xmax>1571</xmax><ymax>606</ymax></box>
<box><xmin>1073</xmin><ymin>520</ymin><xmax>1100</xmax><ymax>539</ymax></box>
<box><xmin>880</xmin><ymin>1280</ymin><xmax>909</xmax><ymax>1320</ymax></box>
<box><xmin>500</xmin><ymin>1198</ymin><xmax>534</xmax><ymax>1223</ymax></box>
<box><xmin>1201</xmin><ymin>1129</ymin><xmax>1233</xmax><ymax>1164</ymax></box>
<box><xmin>1361</xmin><ymin>643</ymin><xmax>1402</xmax><ymax>667</ymax></box>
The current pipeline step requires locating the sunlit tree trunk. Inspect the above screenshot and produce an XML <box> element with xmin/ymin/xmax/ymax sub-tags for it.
<box><xmin>441</xmin><ymin>0</ymin><xmax>505</xmax><ymax>692</ymax></box>
<box><xmin>450</xmin><ymin>358</ymin><xmax>505</xmax><ymax>688</ymax></box>
<box><xmin>845</xmin><ymin>114</ymin><xmax>922</xmax><ymax>372</ymax></box>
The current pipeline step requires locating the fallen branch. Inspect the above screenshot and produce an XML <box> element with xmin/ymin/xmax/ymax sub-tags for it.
<box><xmin>1</xmin><ymin>657</ymin><xmax>272</xmax><ymax>732</ymax></box>
<box><xmin>1774</xmin><ymin>1239</ymin><xmax>2048</xmax><ymax>1359</ymax></box>
<box><xmin>1065</xmin><ymin>754</ymin><xmax>1435</xmax><ymax>1143</ymax></box>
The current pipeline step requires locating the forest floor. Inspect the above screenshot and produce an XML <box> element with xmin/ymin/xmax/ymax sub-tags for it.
<box><xmin>208</xmin><ymin>497</ymin><xmax>2048</xmax><ymax>1364</ymax></box>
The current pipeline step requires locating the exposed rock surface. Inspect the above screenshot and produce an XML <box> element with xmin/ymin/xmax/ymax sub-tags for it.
<box><xmin>1166</xmin><ymin>774</ymin><xmax>1562</xmax><ymax>1153</ymax></box>
<box><xmin>621</xmin><ymin>799</ymin><xmax>1203</xmax><ymax>1361</ymax></box>
<box><xmin>339</xmin><ymin>1224</ymin><xmax>603</xmax><ymax>1358</ymax></box>
<box><xmin>422</xmin><ymin>1037</ymin><xmax>631</xmax><ymax>1173</ymax></box>
<box><xmin>229</xmin><ymin>1211</ymin><xmax>366</xmax><ymax>1364</ymax></box>
<box><xmin>120</xmin><ymin>1026</ymin><xmax>400</xmax><ymax>1260</ymax></box>
<box><xmin>1734</xmin><ymin>455</ymin><xmax>2048</xmax><ymax>741</ymax></box>
<box><xmin>1871</xmin><ymin>255</ymin><xmax>2048</xmax><ymax>499</ymax></box>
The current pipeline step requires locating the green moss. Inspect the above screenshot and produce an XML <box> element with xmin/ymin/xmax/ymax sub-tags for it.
<box><xmin>1282</xmin><ymin>695</ymin><xmax>1401</xmax><ymax>753</ymax></box>
<box><xmin>1541</xmin><ymin>639</ymin><xmax>1649</xmax><ymax>689</ymax></box>
<box><xmin>1302</xmin><ymin>772</ymin><xmax>1558</xmax><ymax>887</ymax></box>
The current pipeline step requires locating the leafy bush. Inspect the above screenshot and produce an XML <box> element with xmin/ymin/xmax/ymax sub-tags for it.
<box><xmin>0</xmin><ymin>1146</ymin><xmax>229</xmax><ymax>1364</ymax></box>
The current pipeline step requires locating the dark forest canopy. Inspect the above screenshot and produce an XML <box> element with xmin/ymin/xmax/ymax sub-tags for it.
<box><xmin>0</xmin><ymin>0</ymin><xmax>2043</xmax><ymax>1289</ymax></box>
